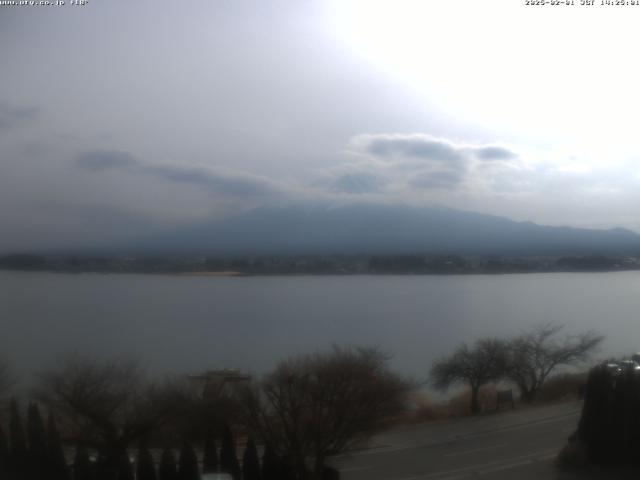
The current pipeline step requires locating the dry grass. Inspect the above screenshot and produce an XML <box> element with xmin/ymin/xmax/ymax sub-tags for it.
<box><xmin>537</xmin><ymin>372</ymin><xmax>587</xmax><ymax>403</ymax></box>
<box><xmin>410</xmin><ymin>391</ymin><xmax>449</xmax><ymax>422</ymax></box>
<box><xmin>390</xmin><ymin>373</ymin><xmax>587</xmax><ymax>428</ymax></box>
<box><xmin>447</xmin><ymin>385</ymin><xmax>501</xmax><ymax>416</ymax></box>
<box><xmin>392</xmin><ymin>385</ymin><xmax>503</xmax><ymax>425</ymax></box>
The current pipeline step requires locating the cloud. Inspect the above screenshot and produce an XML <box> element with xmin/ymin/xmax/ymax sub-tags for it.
<box><xmin>330</xmin><ymin>173</ymin><xmax>385</xmax><ymax>194</ymax></box>
<box><xmin>139</xmin><ymin>163</ymin><xmax>284</xmax><ymax>197</ymax></box>
<box><xmin>74</xmin><ymin>149</ymin><xmax>286</xmax><ymax>198</ymax></box>
<box><xmin>474</xmin><ymin>145</ymin><xmax>517</xmax><ymax>161</ymax></box>
<box><xmin>75</xmin><ymin>150</ymin><xmax>138</xmax><ymax>171</ymax></box>
<box><xmin>354</xmin><ymin>133</ymin><xmax>466</xmax><ymax>164</ymax></box>
<box><xmin>0</xmin><ymin>103</ymin><xmax>39</xmax><ymax>132</ymax></box>
<box><xmin>353</xmin><ymin>133</ymin><xmax>518</xmax><ymax>162</ymax></box>
<box><xmin>319</xmin><ymin>170</ymin><xmax>387</xmax><ymax>194</ymax></box>
<box><xmin>344</xmin><ymin>133</ymin><xmax>522</xmax><ymax>192</ymax></box>
<box><xmin>409</xmin><ymin>170</ymin><xmax>464</xmax><ymax>190</ymax></box>
<box><xmin>348</xmin><ymin>134</ymin><xmax>471</xmax><ymax>191</ymax></box>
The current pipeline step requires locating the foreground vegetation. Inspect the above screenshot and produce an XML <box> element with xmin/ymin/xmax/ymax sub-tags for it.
<box><xmin>0</xmin><ymin>324</ymin><xmax>605</xmax><ymax>478</ymax></box>
<box><xmin>559</xmin><ymin>357</ymin><xmax>640</xmax><ymax>469</ymax></box>
<box><xmin>430</xmin><ymin>323</ymin><xmax>603</xmax><ymax>414</ymax></box>
<box><xmin>0</xmin><ymin>347</ymin><xmax>410</xmax><ymax>480</ymax></box>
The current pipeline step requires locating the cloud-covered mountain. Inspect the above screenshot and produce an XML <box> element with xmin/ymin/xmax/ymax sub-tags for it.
<box><xmin>127</xmin><ymin>203</ymin><xmax>640</xmax><ymax>257</ymax></box>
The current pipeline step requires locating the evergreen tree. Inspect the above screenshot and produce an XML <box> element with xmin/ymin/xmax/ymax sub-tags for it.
<box><xmin>136</xmin><ymin>440</ymin><xmax>157</xmax><ymax>480</ymax></box>
<box><xmin>260</xmin><ymin>445</ymin><xmax>279</xmax><ymax>480</ymax></box>
<box><xmin>219</xmin><ymin>425</ymin><xmax>240</xmax><ymax>480</ymax></box>
<box><xmin>158</xmin><ymin>449</ymin><xmax>178</xmax><ymax>480</ymax></box>
<box><xmin>202</xmin><ymin>429</ymin><xmax>218</xmax><ymax>474</ymax></box>
<box><xmin>117</xmin><ymin>451</ymin><xmax>134</xmax><ymax>480</ymax></box>
<box><xmin>73</xmin><ymin>445</ymin><xmax>93</xmax><ymax>480</ymax></box>
<box><xmin>178</xmin><ymin>441</ymin><xmax>199</xmax><ymax>480</ymax></box>
<box><xmin>279</xmin><ymin>454</ymin><xmax>295</xmax><ymax>480</ymax></box>
<box><xmin>9</xmin><ymin>398</ymin><xmax>28</xmax><ymax>476</ymax></box>
<box><xmin>242</xmin><ymin>437</ymin><xmax>261</xmax><ymax>480</ymax></box>
<box><xmin>0</xmin><ymin>423</ymin><xmax>9</xmax><ymax>477</ymax></box>
<box><xmin>27</xmin><ymin>403</ymin><xmax>48</xmax><ymax>477</ymax></box>
<box><xmin>47</xmin><ymin>413</ymin><xmax>70</xmax><ymax>480</ymax></box>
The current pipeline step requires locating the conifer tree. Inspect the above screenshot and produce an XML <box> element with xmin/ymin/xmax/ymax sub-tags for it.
<box><xmin>0</xmin><ymin>423</ymin><xmax>9</xmax><ymax>477</ymax></box>
<box><xmin>178</xmin><ymin>441</ymin><xmax>199</xmax><ymax>480</ymax></box>
<box><xmin>136</xmin><ymin>440</ymin><xmax>157</xmax><ymax>480</ymax></box>
<box><xmin>117</xmin><ymin>451</ymin><xmax>134</xmax><ymax>480</ymax></box>
<box><xmin>47</xmin><ymin>412</ymin><xmax>70</xmax><ymax>480</ymax></box>
<box><xmin>202</xmin><ymin>429</ymin><xmax>218</xmax><ymax>474</ymax></box>
<box><xmin>279</xmin><ymin>454</ymin><xmax>295</xmax><ymax>480</ymax></box>
<box><xmin>242</xmin><ymin>437</ymin><xmax>261</xmax><ymax>480</ymax></box>
<box><xmin>27</xmin><ymin>402</ymin><xmax>48</xmax><ymax>477</ymax></box>
<box><xmin>9</xmin><ymin>398</ymin><xmax>28</xmax><ymax>476</ymax></box>
<box><xmin>260</xmin><ymin>445</ymin><xmax>279</xmax><ymax>480</ymax></box>
<box><xmin>159</xmin><ymin>448</ymin><xmax>179</xmax><ymax>480</ymax></box>
<box><xmin>73</xmin><ymin>445</ymin><xmax>93</xmax><ymax>480</ymax></box>
<box><xmin>219</xmin><ymin>425</ymin><xmax>241</xmax><ymax>480</ymax></box>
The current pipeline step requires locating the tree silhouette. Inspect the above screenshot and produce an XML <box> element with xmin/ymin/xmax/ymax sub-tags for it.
<box><xmin>136</xmin><ymin>440</ymin><xmax>157</xmax><ymax>480</ymax></box>
<box><xmin>47</xmin><ymin>413</ymin><xmax>70</xmax><ymax>480</ymax></box>
<box><xmin>260</xmin><ymin>444</ymin><xmax>279</xmax><ymax>480</ymax></box>
<box><xmin>27</xmin><ymin>403</ymin><xmax>47</xmax><ymax>478</ymax></box>
<box><xmin>202</xmin><ymin>429</ymin><xmax>218</xmax><ymax>474</ymax></box>
<box><xmin>158</xmin><ymin>448</ymin><xmax>178</xmax><ymax>480</ymax></box>
<box><xmin>242</xmin><ymin>437</ymin><xmax>261</xmax><ymax>480</ymax></box>
<box><xmin>178</xmin><ymin>441</ymin><xmax>199</xmax><ymax>480</ymax></box>
<box><xmin>240</xmin><ymin>346</ymin><xmax>408</xmax><ymax>479</ymax></box>
<box><xmin>117</xmin><ymin>451</ymin><xmax>134</xmax><ymax>480</ymax></box>
<box><xmin>73</xmin><ymin>444</ymin><xmax>94</xmax><ymax>480</ymax></box>
<box><xmin>431</xmin><ymin>338</ymin><xmax>507</xmax><ymax>414</ymax></box>
<box><xmin>0</xmin><ymin>423</ymin><xmax>9</xmax><ymax>478</ymax></box>
<box><xmin>506</xmin><ymin>323</ymin><xmax>603</xmax><ymax>403</ymax></box>
<box><xmin>219</xmin><ymin>425</ymin><xmax>240</xmax><ymax>480</ymax></box>
<box><xmin>9</xmin><ymin>398</ymin><xmax>28</xmax><ymax>476</ymax></box>
<box><xmin>35</xmin><ymin>355</ymin><xmax>186</xmax><ymax>474</ymax></box>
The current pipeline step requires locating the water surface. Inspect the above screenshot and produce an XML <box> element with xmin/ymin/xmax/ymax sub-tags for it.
<box><xmin>1</xmin><ymin>271</ymin><xmax>638</xmax><ymax>385</ymax></box>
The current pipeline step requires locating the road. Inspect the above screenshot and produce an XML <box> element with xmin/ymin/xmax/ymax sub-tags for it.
<box><xmin>331</xmin><ymin>401</ymin><xmax>601</xmax><ymax>480</ymax></box>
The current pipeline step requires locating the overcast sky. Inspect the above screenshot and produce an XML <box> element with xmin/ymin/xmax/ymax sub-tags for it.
<box><xmin>3</xmin><ymin>0</ymin><xmax>640</xmax><ymax>251</ymax></box>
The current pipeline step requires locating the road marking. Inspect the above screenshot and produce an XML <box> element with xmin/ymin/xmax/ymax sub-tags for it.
<box><xmin>443</xmin><ymin>442</ymin><xmax>507</xmax><ymax>458</ymax></box>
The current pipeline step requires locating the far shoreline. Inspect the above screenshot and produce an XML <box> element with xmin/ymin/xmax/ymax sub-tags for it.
<box><xmin>3</xmin><ymin>267</ymin><xmax>640</xmax><ymax>277</ymax></box>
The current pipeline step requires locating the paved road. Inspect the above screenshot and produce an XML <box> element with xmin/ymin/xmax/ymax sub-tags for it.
<box><xmin>331</xmin><ymin>402</ymin><xmax>588</xmax><ymax>480</ymax></box>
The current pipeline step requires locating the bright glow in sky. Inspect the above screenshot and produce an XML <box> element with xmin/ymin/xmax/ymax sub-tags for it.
<box><xmin>331</xmin><ymin>0</ymin><xmax>640</xmax><ymax>155</ymax></box>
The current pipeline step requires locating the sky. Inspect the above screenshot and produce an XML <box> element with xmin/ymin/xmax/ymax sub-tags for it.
<box><xmin>3</xmin><ymin>0</ymin><xmax>640</xmax><ymax>251</ymax></box>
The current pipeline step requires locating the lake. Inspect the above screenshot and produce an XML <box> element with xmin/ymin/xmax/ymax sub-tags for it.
<box><xmin>1</xmin><ymin>270</ymin><xmax>639</xmax><ymax>387</ymax></box>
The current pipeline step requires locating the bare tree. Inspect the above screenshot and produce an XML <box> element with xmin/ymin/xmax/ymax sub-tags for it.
<box><xmin>34</xmin><ymin>354</ymin><xmax>186</xmax><ymax>474</ymax></box>
<box><xmin>506</xmin><ymin>323</ymin><xmax>603</xmax><ymax>403</ymax></box>
<box><xmin>430</xmin><ymin>338</ymin><xmax>507</xmax><ymax>414</ymax></box>
<box><xmin>238</xmin><ymin>346</ymin><xmax>411</xmax><ymax>480</ymax></box>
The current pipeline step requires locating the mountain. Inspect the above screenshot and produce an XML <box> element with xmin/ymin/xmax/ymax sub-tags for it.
<box><xmin>125</xmin><ymin>203</ymin><xmax>640</xmax><ymax>257</ymax></box>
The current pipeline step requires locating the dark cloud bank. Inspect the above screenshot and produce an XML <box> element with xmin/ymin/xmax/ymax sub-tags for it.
<box><xmin>75</xmin><ymin>149</ymin><xmax>286</xmax><ymax>198</ymax></box>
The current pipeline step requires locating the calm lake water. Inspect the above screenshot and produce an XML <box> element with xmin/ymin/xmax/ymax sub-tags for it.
<box><xmin>1</xmin><ymin>270</ymin><xmax>639</xmax><ymax>385</ymax></box>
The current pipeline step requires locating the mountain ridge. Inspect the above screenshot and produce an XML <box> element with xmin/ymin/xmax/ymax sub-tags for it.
<box><xmin>123</xmin><ymin>203</ymin><xmax>640</xmax><ymax>257</ymax></box>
